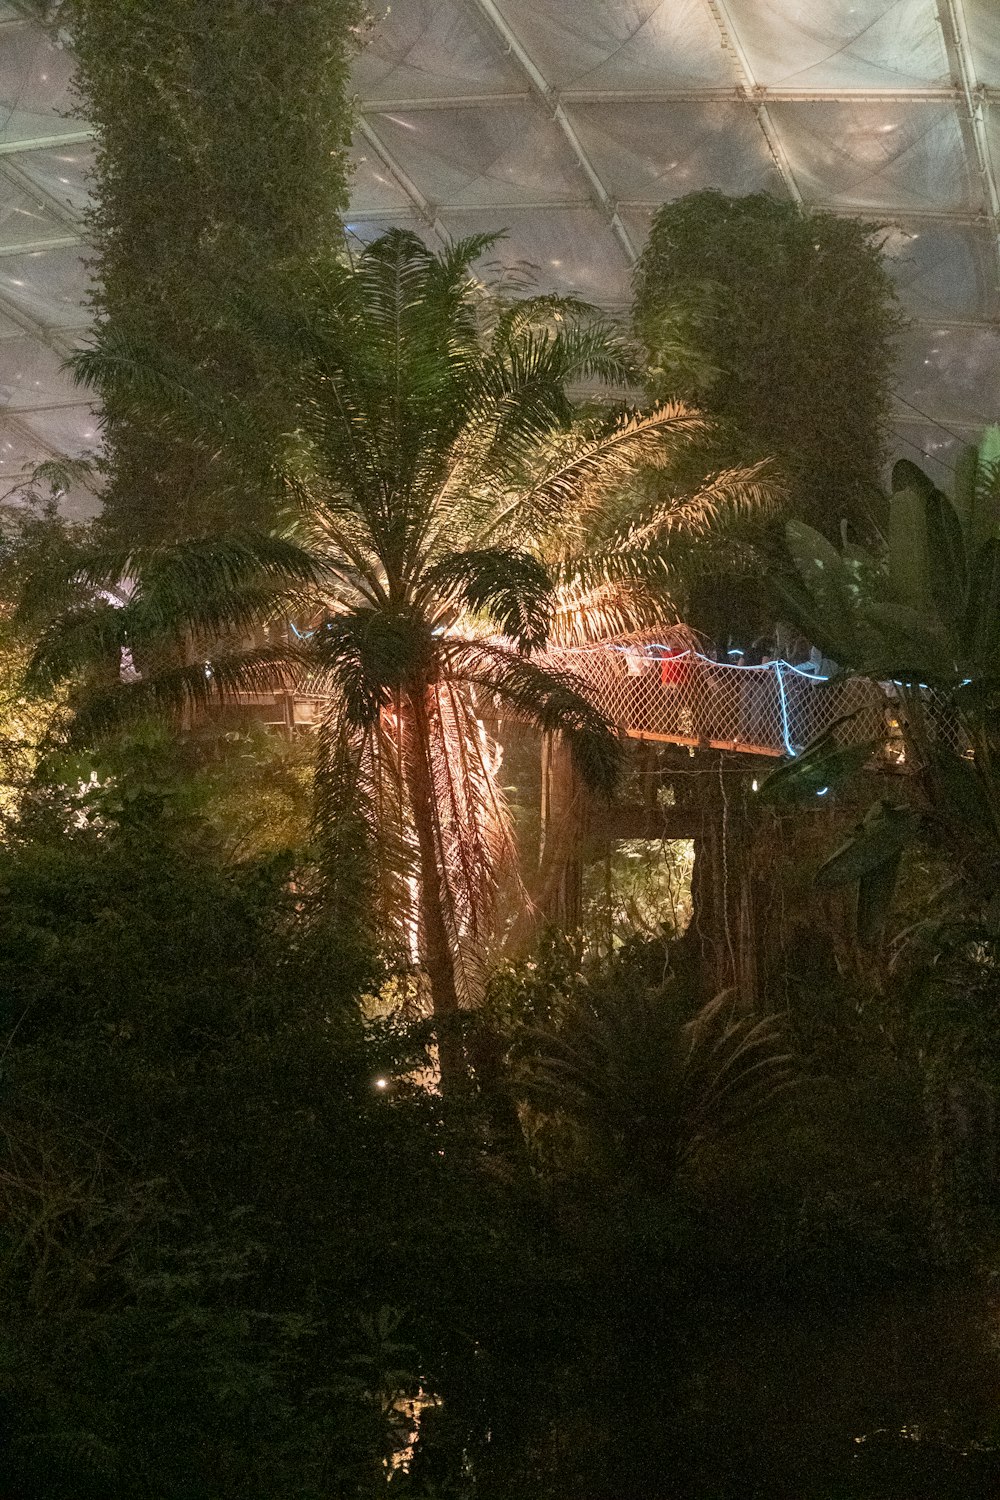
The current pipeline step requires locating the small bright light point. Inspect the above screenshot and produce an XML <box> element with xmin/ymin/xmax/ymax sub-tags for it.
<box><xmin>751</xmin><ymin>779</ymin><xmax>759</xmax><ymax>792</ymax></box>
<box><xmin>375</xmin><ymin>1077</ymin><xmax>388</xmax><ymax>1090</ymax></box>
<box><xmin>817</xmin><ymin>786</ymin><xmax>830</xmax><ymax>796</ymax></box>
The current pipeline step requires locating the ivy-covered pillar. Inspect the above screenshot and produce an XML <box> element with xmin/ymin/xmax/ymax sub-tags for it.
<box><xmin>633</xmin><ymin>191</ymin><xmax>901</xmax><ymax>549</ymax></box>
<box><xmin>44</xmin><ymin>0</ymin><xmax>362</xmax><ymax>542</ymax></box>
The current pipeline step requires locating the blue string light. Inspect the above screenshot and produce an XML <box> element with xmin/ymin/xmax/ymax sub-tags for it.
<box><xmin>775</xmin><ymin>662</ymin><xmax>797</xmax><ymax>757</ymax></box>
<box><xmin>609</xmin><ymin>644</ymin><xmax>832</xmax><ymax>760</ymax></box>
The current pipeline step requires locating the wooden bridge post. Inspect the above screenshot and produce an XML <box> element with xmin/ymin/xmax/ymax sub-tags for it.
<box><xmin>536</xmin><ymin>731</ymin><xmax>587</xmax><ymax>932</ymax></box>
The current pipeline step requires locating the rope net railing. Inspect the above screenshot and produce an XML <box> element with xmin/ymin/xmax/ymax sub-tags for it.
<box><xmin>544</xmin><ymin>642</ymin><xmax>962</xmax><ymax>764</ymax></box>
<box><xmin>250</xmin><ymin>635</ymin><xmax>962</xmax><ymax>766</ymax></box>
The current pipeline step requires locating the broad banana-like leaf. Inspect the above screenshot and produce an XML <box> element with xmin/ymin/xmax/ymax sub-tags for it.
<box><xmin>951</xmin><ymin>434</ymin><xmax>1000</xmax><ymax>557</ymax></box>
<box><xmin>887</xmin><ymin>488</ymin><xmax>932</xmax><ymax>614</ymax></box>
<box><xmin>785</xmin><ymin>519</ymin><xmax>858</xmax><ymax>653</ymax></box>
<box><xmin>856</xmin><ymin>846</ymin><xmax>904</xmax><ymax>948</ymax></box>
<box><xmin>891</xmin><ymin>457</ymin><xmax>941</xmax><ymax>502</ymax></box>
<box><xmin>962</xmin><ymin>536</ymin><xmax>1000</xmax><ymax>674</ymax></box>
<box><xmin>814</xmin><ymin>799</ymin><xmax>921</xmax><ymax>889</ymax></box>
<box><xmin>771</xmin><ymin>570</ymin><xmax>853</xmax><ymax>666</ymax></box>
<box><xmin>951</xmin><ymin>443</ymin><xmax>981</xmax><ymax>546</ymax></box>
<box><xmin>859</xmin><ymin>601</ymin><xmax>957</xmax><ymax>684</ymax></box>
<box><xmin>929</xmin><ymin>746</ymin><xmax>987</xmax><ymax>830</ymax></box>
<box><xmin>925</xmin><ymin>491</ymin><xmax>968</xmax><ymax>626</ymax></box>
<box><xmin>759</xmin><ymin>718</ymin><xmax>876</xmax><ymax>805</ymax></box>
<box><xmin>979</xmin><ymin>424</ymin><xmax>1000</xmax><ymax>469</ymax></box>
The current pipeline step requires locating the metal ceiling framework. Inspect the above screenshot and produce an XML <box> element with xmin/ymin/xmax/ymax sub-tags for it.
<box><xmin>0</xmin><ymin>0</ymin><xmax>997</xmax><ymax>515</ymax></box>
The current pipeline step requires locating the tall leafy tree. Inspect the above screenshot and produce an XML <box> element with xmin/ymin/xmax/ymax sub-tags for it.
<box><xmin>30</xmin><ymin>231</ymin><xmax>705</xmax><ymax>1090</ymax></box>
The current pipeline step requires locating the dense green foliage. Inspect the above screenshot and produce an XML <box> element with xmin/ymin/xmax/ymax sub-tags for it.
<box><xmin>634</xmin><ymin>192</ymin><xmax>902</xmax><ymax>543</ymax></box>
<box><xmin>40</xmin><ymin>0</ymin><xmax>362</xmax><ymax>541</ymax></box>
<box><xmin>764</xmin><ymin>429</ymin><xmax>1000</xmax><ymax>942</ymax></box>
<box><xmin>4</xmin><ymin>778</ymin><xmax>999</xmax><ymax>1498</ymax></box>
<box><xmin>42</xmin><ymin>230</ymin><xmax>735</xmax><ymax>1086</ymax></box>
<box><xmin>0</xmin><ymin>751</ymin><xmax>558</xmax><ymax>1499</ymax></box>
<box><xmin>0</xmin><ymin>33</ymin><xmax>996</xmax><ymax>1483</ymax></box>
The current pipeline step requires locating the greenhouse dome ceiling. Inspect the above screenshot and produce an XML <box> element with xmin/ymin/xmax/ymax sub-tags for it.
<box><xmin>0</xmin><ymin>0</ymin><xmax>997</xmax><ymax>515</ymax></box>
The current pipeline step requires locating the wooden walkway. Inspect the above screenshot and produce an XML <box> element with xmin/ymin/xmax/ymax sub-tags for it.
<box><xmin>246</xmin><ymin>642</ymin><xmax>946</xmax><ymax>766</ymax></box>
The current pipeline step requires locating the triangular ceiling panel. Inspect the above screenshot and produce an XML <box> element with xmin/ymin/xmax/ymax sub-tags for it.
<box><xmin>0</xmin><ymin>0</ymin><xmax>998</xmax><ymax>503</ymax></box>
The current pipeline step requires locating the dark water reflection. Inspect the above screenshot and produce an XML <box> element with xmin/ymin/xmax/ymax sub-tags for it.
<box><xmin>407</xmin><ymin>1283</ymin><xmax>1000</xmax><ymax>1499</ymax></box>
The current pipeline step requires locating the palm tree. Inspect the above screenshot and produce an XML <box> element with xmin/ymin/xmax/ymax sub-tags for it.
<box><xmin>28</xmin><ymin>230</ymin><xmax>710</xmax><ymax>1091</ymax></box>
<box><xmin>520</xmin><ymin>980</ymin><xmax>794</xmax><ymax>1191</ymax></box>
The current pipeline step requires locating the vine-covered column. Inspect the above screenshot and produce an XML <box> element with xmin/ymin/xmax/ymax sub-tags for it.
<box><xmin>39</xmin><ymin>0</ymin><xmax>362</xmax><ymax>541</ymax></box>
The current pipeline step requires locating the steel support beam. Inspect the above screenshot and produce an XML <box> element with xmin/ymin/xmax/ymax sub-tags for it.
<box><xmin>364</xmin><ymin>85</ymin><xmax>989</xmax><ymax>111</ymax></box>
<box><xmin>467</xmin><ymin>0</ymin><xmax>638</xmax><ymax>263</ymax></box>
<box><xmin>0</xmin><ymin>410</ymin><xmax>69</xmax><ymax>462</ymax></box>
<box><xmin>0</xmin><ymin>155</ymin><xmax>84</xmax><ymax>233</ymax></box>
<box><xmin>893</xmin><ymin>411</ymin><xmax>986</xmax><ymax>430</ymax></box>
<box><xmin>935</xmin><ymin>0</ymin><xmax>1000</xmax><ymax>278</ymax></box>
<box><xmin>5</xmin><ymin>396</ymin><xmax>96</xmax><ymax>416</ymax></box>
<box><xmin>354</xmin><ymin>117</ymin><xmax>449</xmax><ymax>245</ymax></box>
<box><xmin>564</xmin><ymin>84</ymin><xmax>976</xmax><ymax>105</ymax></box>
<box><xmin>0</xmin><ymin>287</ymin><xmax>74</xmax><ymax>357</ymax></box>
<box><xmin>0</xmin><ymin>233</ymin><xmax>81</xmax><ymax>257</ymax></box>
<box><xmin>699</xmin><ymin>0</ymin><xmax>803</xmax><ymax>203</ymax></box>
<box><xmin>0</xmin><ymin>130</ymin><xmax>96</xmax><ymax>158</ymax></box>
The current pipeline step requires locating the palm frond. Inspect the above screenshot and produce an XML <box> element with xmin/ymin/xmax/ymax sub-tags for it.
<box><xmin>446</xmin><ymin>637</ymin><xmax>621</xmax><ymax>797</ymax></box>
<box><xmin>27</xmin><ymin>601</ymin><xmax>131</xmax><ymax>693</ymax></box>
<box><xmin>520</xmin><ymin>983</ymin><xmax>794</xmax><ymax>1186</ymax></box>
<box><xmin>484</xmin><ymin>402</ymin><xmax>707</xmax><ymax>543</ymax></box>
<box><xmin>312</xmin><ymin>712</ymin><xmax>413</xmax><ymax>957</ymax></box>
<box><xmin>70</xmin><ymin>334</ymin><xmax>210</xmax><ymax>415</ymax></box>
<box><xmin>310</xmin><ymin>607</ymin><xmax>433</xmax><ymax>729</ymax></box>
<box><xmin>424</xmin><ymin>547</ymin><xmax>553</xmax><ymax>652</ymax></box>
<box><xmin>611</xmin><ymin>459</ymin><xmax>784</xmax><ymax>549</ymax></box>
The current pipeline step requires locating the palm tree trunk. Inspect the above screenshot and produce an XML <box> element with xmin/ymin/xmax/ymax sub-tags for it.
<box><xmin>536</xmin><ymin>731</ymin><xmax>587</xmax><ymax>931</ymax></box>
<box><xmin>401</xmin><ymin>684</ymin><xmax>467</xmax><ymax>1095</ymax></box>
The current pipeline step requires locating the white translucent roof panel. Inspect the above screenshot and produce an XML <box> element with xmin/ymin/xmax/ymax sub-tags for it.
<box><xmin>353</xmin><ymin>1</ymin><xmax>522</xmax><ymax>101</ymax></box>
<box><xmin>442</xmin><ymin>205</ymin><xmax>631</xmax><ymax>301</ymax></box>
<box><xmin>965</xmin><ymin>0</ymin><xmax>1000</xmax><ymax>86</ymax></box>
<box><xmin>0</xmin><ymin>424</ymin><xmax>48</xmax><ymax>479</ymax></box>
<box><xmin>0</xmin><ymin>24</ymin><xmax>80</xmax><ymax>149</ymax></box>
<box><xmin>770</xmin><ymin>102</ymin><xmax>977</xmax><ymax>212</ymax></box>
<box><xmin>8</xmin><ymin>144</ymin><xmax>94</xmax><ymax>217</ymax></box>
<box><xmin>0</xmin><ymin>335</ymin><xmax>80</xmax><ymax>409</ymax></box>
<box><xmin>895</xmin><ymin>324</ymin><xmax>1000</xmax><ymax>428</ymax></box>
<box><xmin>0</xmin><ymin>182</ymin><xmax>71</xmax><ymax>250</ymax></box>
<box><xmin>345</xmin><ymin>215</ymin><xmax>430</xmax><ymax>248</ymax></box>
<box><xmin>891</xmin><ymin>421</ymin><xmax>968</xmax><ymax>486</ymax></box>
<box><xmin>2</xmin><ymin>0</ymin><xmax>1000</xmax><ymax>492</ymax></box>
<box><xmin>567</xmin><ymin>101</ymin><xmax>784</xmax><ymax>203</ymax></box>
<box><xmin>370</xmin><ymin>100</ymin><xmax>589</xmax><ymax>206</ymax></box>
<box><xmin>722</xmin><ymin>0</ymin><xmax>949</xmax><ymax>90</ymax></box>
<box><xmin>880</xmin><ymin>221</ymin><xmax>1000</xmax><ymax>323</ymax></box>
<box><xmin>985</xmin><ymin>102</ymin><xmax>1000</xmax><ymax>182</ymax></box>
<box><xmin>491</xmin><ymin>0</ymin><xmax>733</xmax><ymax>91</ymax></box>
<box><xmin>0</xmin><ymin>245</ymin><xmax>91</xmax><ymax>329</ymax></box>
<box><xmin>16</xmin><ymin>402</ymin><xmax>100</xmax><ymax>457</ymax></box>
<box><xmin>349</xmin><ymin>147</ymin><xmax>417</xmax><ymax>214</ymax></box>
